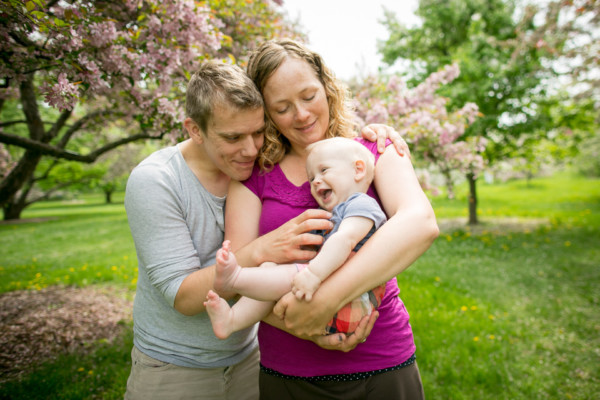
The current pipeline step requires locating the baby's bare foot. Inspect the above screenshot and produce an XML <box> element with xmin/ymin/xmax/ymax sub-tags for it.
<box><xmin>214</xmin><ymin>240</ymin><xmax>242</xmax><ymax>292</ymax></box>
<box><xmin>204</xmin><ymin>290</ymin><xmax>234</xmax><ymax>339</ymax></box>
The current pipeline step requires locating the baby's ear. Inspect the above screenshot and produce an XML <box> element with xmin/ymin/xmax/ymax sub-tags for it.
<box><xmin>354</xmin><ymin>159</ymin><xmax>367</xmax><ymax>181</ymax></box>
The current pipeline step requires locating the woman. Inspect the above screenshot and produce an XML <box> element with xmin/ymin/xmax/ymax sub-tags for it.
<box><xmin>226</xmin><ymin>39</ymin><xmax>439</xmax><ymax>399</ymax></box>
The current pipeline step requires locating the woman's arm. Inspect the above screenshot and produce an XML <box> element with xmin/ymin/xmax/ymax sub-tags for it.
<box><xmin>226</xmin><ymin>179</ymin><xmax>376</xmax><ymax>350</ymax></box>
<box><xmin>274</xmin><ymin>146</ymin><xmax>439</xmax><ymax>335</ymax></box>
<box><xmin>226</xmin><ymin>180</ymin><xmax>333</xmax><ymax>267</ymax></box>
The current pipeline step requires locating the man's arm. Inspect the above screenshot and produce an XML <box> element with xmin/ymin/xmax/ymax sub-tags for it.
<box><xmin>126</xmin><ymin>162</ymin><xmax>219</xmax><ymax>316</ymax></box>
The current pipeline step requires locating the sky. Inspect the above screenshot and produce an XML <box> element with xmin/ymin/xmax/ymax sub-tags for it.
<box><xmin>281</xmin><ymin>0</ymin><xmax>420</xmax><ymax>81</ymax></box>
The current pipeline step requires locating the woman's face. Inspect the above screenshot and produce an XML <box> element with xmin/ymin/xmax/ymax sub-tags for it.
<box><xmin>262</xmin><ymin>57</ymin><xmax>330</xmax><ymax>152</ymax></box>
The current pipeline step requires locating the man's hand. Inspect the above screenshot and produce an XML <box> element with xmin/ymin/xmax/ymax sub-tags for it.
<box><xmin>361</xmin><ymin>124</ymin><xmax>410</xmax><ymax>157</ymax></box>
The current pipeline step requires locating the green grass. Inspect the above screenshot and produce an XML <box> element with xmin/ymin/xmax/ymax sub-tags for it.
<box><xmin>0</xmin><ymin>192</ymin><xmax>138</xmax><ymax>293</ymax></box>
<box><xmin>1</xmin><ymin>172</ymin><xmax>599</xmax><ymax>399</ymax></box>
<box><xmin>403</xmin><ymin>173</ymin><xmax>600</xmax><ymax>399</ymax></box>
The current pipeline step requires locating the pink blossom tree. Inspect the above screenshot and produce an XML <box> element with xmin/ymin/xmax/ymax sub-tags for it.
<box><xmin>352</xmin><ymin>64</ymin><xmax>486</xmax><ymax>217</ymax></box>
<box><xmin>0</xmin><ymin>0</ymin><xmax>294</xmax><ymax>220</ymax></box>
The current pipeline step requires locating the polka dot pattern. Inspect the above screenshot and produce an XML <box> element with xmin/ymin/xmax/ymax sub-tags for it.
<box><xmin>260</xmin><ymin>353</ymin><xmax>416</xmax><ymax>382</ymax></box>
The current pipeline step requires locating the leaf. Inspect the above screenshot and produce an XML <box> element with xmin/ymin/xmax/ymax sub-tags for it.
<box><xmin>54</xmin><ymin>17</ymin><xmax>68</xmax><ymax>27</ymax></box>
<box><xmin>25</xmin><ymin>1</ymin><xmax>36</xmax><ymax>12</ymax></box>
<box><xmin>30</xmin><ymin>10</ymin><xmax>46</xmax><ymax>19</ymax></box>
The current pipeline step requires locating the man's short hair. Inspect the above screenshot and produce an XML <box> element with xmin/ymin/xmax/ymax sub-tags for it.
<box><xmin>186</xmin><ymin>60</ymin><xmax>264</xmax><ymax>134</ymax></box>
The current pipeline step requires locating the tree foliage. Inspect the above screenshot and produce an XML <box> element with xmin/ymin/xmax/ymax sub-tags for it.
<box><xmin>351</xmin><ymin>65</ymin><xmax>485</xmax><ymax>201</ymax></box>
<box><xmin>0</xmin><ymin>0</ymin><xmax>296</xmax><ymax>219</ymax></box>
<box><xmin>377</xmin><ymin>0</ymin><xmax>598</xmax><ymax>223</ymax></box>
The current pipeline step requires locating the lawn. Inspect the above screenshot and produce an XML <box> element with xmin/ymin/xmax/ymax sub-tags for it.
<box><xmin>0</xmin><ymin>172</ymin><xmax>599</xmax><ymax>399</ymax></box>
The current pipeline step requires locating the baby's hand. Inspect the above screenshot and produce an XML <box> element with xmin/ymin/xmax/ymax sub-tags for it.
<box><xmin>292</xmin><ymin>268</ymin><xmax>321</xmax><ymax>301</ymax></box>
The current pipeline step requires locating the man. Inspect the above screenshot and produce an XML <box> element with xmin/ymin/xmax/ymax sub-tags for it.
<box><xmin>124</xmin><ymin>61</ymin><xmax>270</xmax><ymax>400</ymax></box>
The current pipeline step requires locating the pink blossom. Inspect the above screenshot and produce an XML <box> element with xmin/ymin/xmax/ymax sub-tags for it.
<box><xmin>351</xmin><ymin>64</ymin><xmax>486</xmax><ymax>185</ymax></box>
<box><xmin>41</xmin><ymin>73</ymin><xmax>80</xmax><ymax>111</ymax></box>
<box><xmin>0</xmin><ymin>143</ymin><xmax>16</xmax><ymax>179</ymax></box>
<box><xmin>365</xmin><ymin>102</ymin><xmax>389</xmax><ymax>124</ymax></box>
<box><xmin>157</xmin><ymin>98</ymin><xmax>184</xmax><ymax>121</ymax></box>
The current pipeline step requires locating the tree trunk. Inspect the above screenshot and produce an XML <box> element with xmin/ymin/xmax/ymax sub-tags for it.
<box><xmin>2</xmin><ymin>195</ymin><xmax>28</xmax><ymax>220</ymax></box>
<box><xmin>0</xmin><ymin>149</ymin><xmax>42</xmax><ymax>214</ymax></box>
<box><xmin>442</xmin><ymin>169</ymin><xmax>455</xmax><ymax>199</ymax></box>
<box><xmin>105</xmin><ymin>190</ymin><xmax>113</xmax><ymax>204</ymax></box>
<box><xmin>0</xmin><ymin>76</ymin><xmax>45</xmax><ymax>220</ymax></box>
<box><xmin>467</xmin><ymin>172</ymin><xmax>478</xmax><ymax>225</ymax></box>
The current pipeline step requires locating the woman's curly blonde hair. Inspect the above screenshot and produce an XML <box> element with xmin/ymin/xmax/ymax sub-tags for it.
<box><xmin>246</xmin><ymin>39</ymin><xmax>356</xmax><ymax>171</ymax></box>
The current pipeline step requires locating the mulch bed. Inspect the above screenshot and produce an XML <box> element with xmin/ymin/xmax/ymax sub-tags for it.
<box><xmin>0</xmin><ymin>286</ymin><xmax>133</xmax><ymax>382</ymax></box>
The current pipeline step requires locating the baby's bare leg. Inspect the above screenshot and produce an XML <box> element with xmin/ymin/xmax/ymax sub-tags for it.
<box><xmin>204</xmin><ymin>290</ymin><xmax>274</xmax><ymax>339</ymax></box>
<box><xmin>213</xmin><ymin>240</ymin><xmax>242</xmax><ymax>293</ymax></box>
<box><xmin>215</xmin><ymin>240</ymin><xmax>304</xmax><ymax>301</ymax></box>
<box><xmin>232</xmin><ymin>263</ymin><xmax>299</xmax><ymax>301</ymax></box>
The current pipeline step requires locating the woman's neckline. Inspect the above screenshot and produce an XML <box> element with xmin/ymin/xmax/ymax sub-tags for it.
<box><xmin>274</xmin><ymin>162</ymin><xmax>311</xmax><ymax>189</ymax></box>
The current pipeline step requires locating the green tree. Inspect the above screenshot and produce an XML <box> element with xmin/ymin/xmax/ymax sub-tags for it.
<box><xmin>96</xmin><ymin>144</ymin><xmax>150</xmax><ymax>204</ymax></box>
<box><xmin>379</xmin><ymin>0</ymin><xmax>553</xmax><ymax>224</ymax></box>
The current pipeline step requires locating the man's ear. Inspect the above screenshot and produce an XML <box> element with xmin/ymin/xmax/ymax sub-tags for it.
<box><xmin>184</xmin><ymin>118</ymin><xmax>204</xmax><ymax>144</ymax></box>
<box><xmin>354</xmin><ymin>159</ymin><xmax>367</xmax><ymax>182</ymax></box>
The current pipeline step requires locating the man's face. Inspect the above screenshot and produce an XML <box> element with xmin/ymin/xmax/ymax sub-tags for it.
<box><xmin>202</xmin><ymin>105</ymin><xmax>265</xmax><ymax>181</ymax></box>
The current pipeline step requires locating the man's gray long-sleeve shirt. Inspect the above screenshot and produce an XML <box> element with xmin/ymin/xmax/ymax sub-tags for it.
<box><xmin>124</xmin><ymin>144</ymin><xmax>257</xmax><ymax>368</ymax></box>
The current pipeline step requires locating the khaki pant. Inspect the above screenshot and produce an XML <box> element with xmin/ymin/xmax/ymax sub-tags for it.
<box><xmin>125</xmin><ymin>345</ymin><xmax>260</xmax><ymax>400</ymax></box>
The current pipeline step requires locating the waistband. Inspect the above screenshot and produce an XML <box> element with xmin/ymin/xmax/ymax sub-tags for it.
<box><xmin>259</xmin><ymin>353</ymin><xmax>416</xmax><ymax>383</ymax></box>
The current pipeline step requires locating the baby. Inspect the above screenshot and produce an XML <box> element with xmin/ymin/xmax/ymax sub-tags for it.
<box><xmin>205</xmin><ymin>137</ymin><xmax>387</xmax><ymax>339</ymax></box>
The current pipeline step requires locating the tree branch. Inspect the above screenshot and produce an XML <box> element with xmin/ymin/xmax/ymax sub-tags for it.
<box><xmin>20</xmin><ymin>76</ymin><xmax>45</xmax><ymax>141</ymax></box>
<box><xmin>56</xmin><ymin>109</ymin><xmax>118</xmax><ymax>149</ymax></box>
<box><xmin>0</xmin><ymin>120</ymin><xmax>27</xmax><ymax>128</ymax></box>
<box><xmin>46</xmin><ymin>109</ymin><xmax>73</xmax><ymax>142</ymax></box>
<box><xmin>32</xmin><ymin>159</ymin><xmax>59</xmax><ymax>184</ymax></box>
<box><xmin>0</xmin><ymin>130</ymin><xmax>167</xmax><ymax>163</ymax></box>
<box><xmin>27</xmin><ymin>181</ymin><xmax>79</xmax><ymax>206</ymax></box>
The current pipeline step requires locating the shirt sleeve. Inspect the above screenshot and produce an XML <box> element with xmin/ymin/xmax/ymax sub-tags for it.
<box><xmin>125</xmin><ymin>164</ymin><xmax>201</xmax><ymax>306</ymax></box>
<box><xmin>343</xmin><ymin>193</ymin><xmax>388</xmax><ymax>230</ymax></box>
<box><xmin>354</xmin><ymin>137</ymin><xmax>393</xmax><ymax>164</ymax></box>
<box><xmin>242</xmin><ymin>164</ymin><xmax>264</xmax><ymax>199</ymax></box>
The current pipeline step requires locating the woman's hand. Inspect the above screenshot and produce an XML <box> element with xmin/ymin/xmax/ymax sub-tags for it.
<box><xmin>273</xmin><ymin>292</ymin><xmax>332</xmax><ymax>336</ymax></box>
<box><xmin>310</xmin><ymin>311</ymin><xmax>378</xmax><ymax>352</ymax></box>
<box><xmin>250</xmin><ymin>209</ymin><xmax>333</xmax><ymax>265</ymax></box>
<box><xmin>361</xmin><ymin>124</ymin><xmax>410</xmax><ymax>157</ymax></box>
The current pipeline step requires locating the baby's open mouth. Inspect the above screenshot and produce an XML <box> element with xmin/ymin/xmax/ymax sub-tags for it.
<box><xmin>318</xmin><ymin>189</ymin><xmax>332</xmax><ymax>202</ymax></box>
